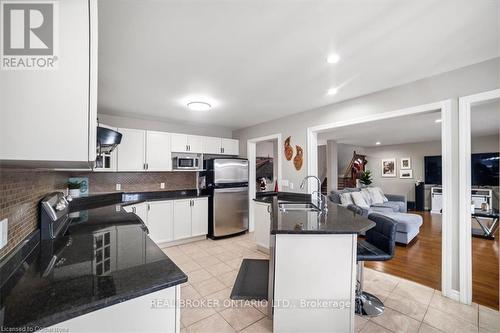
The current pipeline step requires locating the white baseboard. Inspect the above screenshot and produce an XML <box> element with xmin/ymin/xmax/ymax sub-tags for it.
<box><xmin>443</xmin><ymin>289</ymin><xmax>461</xmax><ymax>302</ymax></box>
<box><xmin>158</xmin><ymin>235</ymin><xmax>207</xmax><ymax>248</ymax></box>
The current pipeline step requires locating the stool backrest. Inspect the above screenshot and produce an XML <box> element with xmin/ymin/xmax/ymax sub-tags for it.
<box><xmin>366</xmin><ymin>213</ymin><xmax>397</xmax><ymax>257</ymax></box>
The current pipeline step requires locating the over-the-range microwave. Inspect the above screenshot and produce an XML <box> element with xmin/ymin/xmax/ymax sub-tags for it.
<box><xmin>172</xmin><ymin>155</ymin><xmax>200</xmax><ymax>170</ymax></box>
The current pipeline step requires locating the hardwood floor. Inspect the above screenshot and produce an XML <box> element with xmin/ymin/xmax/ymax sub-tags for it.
<box><xmin>365</xmin><ymin>211</ymin><xmax>499</xmax><ymax>310</ymax></box>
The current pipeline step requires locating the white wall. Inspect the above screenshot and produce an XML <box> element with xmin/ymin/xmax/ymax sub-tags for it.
<box><xmin>232</xmin><ymin>57</ymin><xmax>500</xmax><ymax>294</ymax></box>
<box><xmin>98</xmin><ymin>113</ymin><xmax>233</xmax><ymax>138</ymax></box>
<box><xmin>317</xmin><ymin>145</ymin><xmax>327</xmax><ymax>182</ymax></box>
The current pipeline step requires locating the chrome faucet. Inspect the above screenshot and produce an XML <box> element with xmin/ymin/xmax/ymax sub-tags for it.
<box><xmin>300</xmin><ymin>175</ymin><xmax>328</xmax><ymax>213</ymax></box>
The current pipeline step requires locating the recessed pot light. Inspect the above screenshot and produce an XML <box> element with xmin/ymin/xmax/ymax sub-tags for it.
<box><xmin>375</xmin><ymin>141</ymin><xmax>381</xmax><ymax>145</ymax></box>
<box><xmin>187</xmin><ymin>101</ymin><xmax>211</xmax><ymax>111</ymax></box>
<box><xmin>327</xmin><ymin>53</ymin><xmax>341</xmax><ymax>64</ymax></box>
<box><xmin>435</xmin><ymin>118</ymin><xmax>442</xmax><ymax>123</ymax></box>
<box><xmin>327</xmin><ymin>87</ymin><xmax>338</xmax><ymax>95</ymax></box>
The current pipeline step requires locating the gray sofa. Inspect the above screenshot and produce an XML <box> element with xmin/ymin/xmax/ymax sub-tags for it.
<box><xmin>330</xmin><ymin>187</ymin><xmax>422</xmax><ymax>245</ymax></box>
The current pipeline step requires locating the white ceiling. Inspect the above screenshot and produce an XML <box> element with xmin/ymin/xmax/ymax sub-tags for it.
<box><xmin>97</xmin><ymin>0</ymin><xmax>500</xmax><ymax>130</ymax></box>
<box><xmin>318</xmin><ymin>101</ymin><xmax>500</xmax><ymax>147</ymax></box>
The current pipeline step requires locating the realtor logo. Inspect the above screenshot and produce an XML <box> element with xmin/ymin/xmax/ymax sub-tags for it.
<box><xmin>1</xmin><ymin>1</ymin><xmax>58</xmax><ymax>70</ymax></box>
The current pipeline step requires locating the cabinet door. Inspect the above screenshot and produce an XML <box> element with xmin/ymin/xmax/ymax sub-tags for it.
<box><xmin>221</xmin><ymin>139</ymin><xmax>239</xmax><ymax>156</ymax></box>
<box><xmin>202</xmin><ymin>137</ymin><xmax>222</xmax><ymax>155</ymax></box>
<box><xmin>117</xmin><ymin>128</ymin><xmax>146</xmax><ymax>171</ymax></box>
<box><xmin>147</xmin><ymin>201</ymin><xmax>174</xmax><ymax>244</ymax></box>
<box><xmin>171</xmin><ymin>133</ymin><xmax>189</xmax><ymax>153</ymax></box>
<box><xmin>254</xmin><ymin>202</ymin><xmax>271</xmax><ymax>251</ymax></box>
<box><xmin>146</xmin><ymin>131</ymin><xmax>171</xmax><ymax>171</ymax></box>
<box><xmin>173</xmin><ymin>200</ymin><xmax>192</xmax><ymax>240</ymax></box>
<box><xmin>187</xmin><ymin>135</ymin><xmax>203</xmax><ymax>153</ymax></box>
<box><xmin>191</xmin><ymin>198</ymin><xmax>208</xmax><ymax>236</ymax></box>
<box><xmin>134</xmin><ymin>203</ymin><xmax>148</xmax><ymax>224</ymax></box>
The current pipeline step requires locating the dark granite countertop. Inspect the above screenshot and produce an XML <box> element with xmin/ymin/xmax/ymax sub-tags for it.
<box><xmin>268</xmin><ymin>195</ymin><xmax>375</xmax><ymax>235</ymax></box>
<box><xmin>0</xmin><ymin>200</ymin><xmax>187</xmax><ymax>330</ymax></box>
<box><xmin>253</xmin><ymin>191</ymin><xmax>311</xmax><ymax>204</ymax></box>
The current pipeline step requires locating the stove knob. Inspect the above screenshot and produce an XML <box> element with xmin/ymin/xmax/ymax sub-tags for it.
<box><xmin>55</xmin><ymin>199</ymin><xmax>67</xmax><ymax>211</ymax></box>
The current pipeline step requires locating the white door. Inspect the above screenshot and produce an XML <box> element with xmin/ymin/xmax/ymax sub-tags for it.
<box><xmin>146</xmin><ymin>131</ymin><xmax>171</xmax><ymax>171</ymax></box>
<box><xmin>173</xmin><ymin>200</ymin><xmax>192</xmax><ymax>240</ymax></box>
<box><xmin>117</xmin><ymin>128</ymin><xmax>146</xmax><ymax>171</ymax></box>
<box><xmin>171</xmin><ymin>133</ymin><xmax>189</xmax><ymax>153</ymax></box>
<box><xmin>254</xmin><ymin>202</ymin><xmax>271</xmax><ymax>251</ymax></box>
<box><xmin>187</xmin><ymin>135</ymin><xmax>203</xmax><ymax>153</ymax></box>
<box><xmin>191</xmin><ymin>198</ymin><xmax>208</xmax><ymax>236</ymax></box>
<box><xmin>202</xmin><ymin>137</ymin><xmax>222</xmax><ymax>154</ymax></box>
<box><xmin>221</xmin><ymin>139</ymin><xmax>239</xmax><ymax>156</ymax></box>
<box><xmin>147</xmin><ymin>201</ymin><xmax>174</xmax><ymax>244</ymax></box>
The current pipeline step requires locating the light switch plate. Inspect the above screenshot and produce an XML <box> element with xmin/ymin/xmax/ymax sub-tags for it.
<box><xmin>160</xmin><ymin>182</ymin><xmax>165</xmax><ymax>189</ymax></box>
<box><xmin>116</xmin><ymin>183</ymin><xmax>121</xmax><ymax>191</ymax></box>
<box><xmin>0</xmin><ymin>218</ymin><xmax>8</xmax><ymax>249</ymax></box>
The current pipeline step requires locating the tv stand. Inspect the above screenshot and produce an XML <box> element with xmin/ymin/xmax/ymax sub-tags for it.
<box><xmin>431</xmin><ymin>187</ymin><xmax>493</xmax><ymax>214</ymax></box>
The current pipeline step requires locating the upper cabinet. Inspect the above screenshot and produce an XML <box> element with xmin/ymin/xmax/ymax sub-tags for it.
<box><xmin>171</xmin><ymin>134</ymin><xmax>203</xmax><ymax>153</ymax></box>
<box><xmin>0</xmin><ymin>0</ymin><xmax>98</xmax><ymax>168</ymax></box>
<box><xmin>146</xmin><ymin>131</ymin><xmax>172</xmax><ymax>171</ymax></box>
<box><xmin>117</xmin><ymin>129</ymin><xmax>172</xmax><ymax>172</ymax></box>
<box><xmin>202</xmin><ymin>137</ymin><xmax>239</xmax><ymax>155</ymax></box>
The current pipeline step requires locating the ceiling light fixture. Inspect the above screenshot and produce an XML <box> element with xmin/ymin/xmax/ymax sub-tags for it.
<box><xmin>187</xmin><ymin>101</ymin><xmax>211</xmax><ymax>111</ymax></box>
<box><xmin>375</xmin><ymin>141</ymin><xmax>381</xmax><ymax>145</ymax></box>
<box><xmin>327</xmin><ymin>53</ymin><xmax>341</xmax><ymax>64</ymax></box>
<box><xmin>327</xmin><ymin>87</ymin><xmax>338</xmax><ymax>95</ymax></box>
<box><xmin>435</xmin><ymin>118</ymin><xmax>442</xmax><ymax>123</ymax></box>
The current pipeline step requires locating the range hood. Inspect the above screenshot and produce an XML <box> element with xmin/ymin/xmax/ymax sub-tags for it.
<box><xmin>96</xmin><ymin>126</ymin><xmax>122</xmax><ymax>155</ymax></box>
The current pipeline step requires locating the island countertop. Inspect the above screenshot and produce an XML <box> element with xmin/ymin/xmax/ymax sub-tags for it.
<box><xmin>269</xmin><ymin>196</ymin><xmax>375</xmax><ymax>235</ymax></box>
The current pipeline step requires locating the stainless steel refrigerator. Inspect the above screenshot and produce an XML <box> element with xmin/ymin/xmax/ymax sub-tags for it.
<box><xmin>204</xmin><ymin>158</ymin><xmax>249</xmax><ymax>239</ymax></box>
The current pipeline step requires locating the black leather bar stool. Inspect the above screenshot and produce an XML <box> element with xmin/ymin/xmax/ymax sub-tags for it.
<box><xmin>356</xmin><ymin>213</ymin><xmax>397</xmax><ymax>316</ymax></box>
<box><xmin>347</xmin><ymin>204</ymin><xmax>364</xmax><ymax>216</ymax></box>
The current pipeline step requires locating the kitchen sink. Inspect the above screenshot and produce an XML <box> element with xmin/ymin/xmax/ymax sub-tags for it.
<box><xmin>278</xmin><ymin>202</ymin><xmax>320</xmax><ymax>212</ymax></box>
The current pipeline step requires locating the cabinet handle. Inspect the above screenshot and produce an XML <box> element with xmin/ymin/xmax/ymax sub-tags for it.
<box><xmin>146</xmin><ymin>163</ymin><xmax>149</xmax><ymax>170</ymax></box>
<box><xmin>267</xmin><ymin>205</ymin><xmax>271</xmax><ymax>213</ymax></box>
<box><xmin>222</xmin><ymin>147</ymin><xmax>225</xmax><ymax>153</ymax></box>
<box><xmin>147</xmin><ymin>204</ymin><xmax>150</xmax><ymax>211</ymax></box>
<box><xmin>132</xmin><ymin>207</ymin><xmax>136</xmax><ymax>213</ymax></box>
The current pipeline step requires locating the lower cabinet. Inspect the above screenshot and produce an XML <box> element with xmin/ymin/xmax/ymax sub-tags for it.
<box><xmin>147</xmin><ymin>201</ymin><xmax>174</xmax><ymax>244</ymax></box>
<box><xmin>125</xmin><ymin>198</ymin><xmax>208</xmax><ymax>246</ymax></box>
<box><xmin>254</xmin><ymin>202</ymin><xmax>271</xmax><ymax>253</ymax></box>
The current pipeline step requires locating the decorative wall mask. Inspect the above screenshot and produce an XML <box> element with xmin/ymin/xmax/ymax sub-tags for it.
<box><xmin>293</xmin><ymin>145</ymin><xmax>303</xmax><ymax>170</ymax></box>
<box><xmin>284</xmin><ymin>136</ymin><xmax>293</xmax><ymax>161</ymax></box>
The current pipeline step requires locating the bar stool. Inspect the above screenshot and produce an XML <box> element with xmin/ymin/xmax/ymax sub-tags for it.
<box><xmin>356</xmin><ymin>213</ymin><xmax>397</xmax><ymax>316</ymax></box>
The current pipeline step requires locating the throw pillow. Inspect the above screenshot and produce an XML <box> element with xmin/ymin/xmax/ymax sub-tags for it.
<box><xmin>360</xmin><ymin>188</ymin><xmax>372</xmax><ymax>205</ymax></box>
<box><xmin>373</xmin><ymin>187</ymin><xmax>389</xmax><ymax>202</ymax></box>
<box><xmin>339</xmin><ymin>192</ymin><xmax>353</xmax><ymax>206</ymax></box>
<box><xmin>367</xmin><ymin>187</ymin><xmax>384</xmax><ymax>205</ymax></box>
<box><xmin>351</xmin><ymin>191</ymin><xmax>369</xmax><ymax>209</ymax></box>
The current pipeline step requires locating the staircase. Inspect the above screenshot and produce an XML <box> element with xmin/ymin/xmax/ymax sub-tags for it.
<box><xmin>337</xmin><ymin>151</ymin><xmax>367</xmax><ymax>190</ymax></box>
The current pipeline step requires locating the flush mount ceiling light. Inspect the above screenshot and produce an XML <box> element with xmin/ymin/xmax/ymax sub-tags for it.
<box><xmin>327</xmin><ymin>87</ymin><xmax>338</xmax><ymax>95</ymax></box>
<box><xmin>187</xmin><ymin>101</ymin><xmax>211</xmax><ymax>111</ymax></box>
<box><xmin>327</xmin><ymin>53</ymin><xmax>341</xmax><ymax>64</ymax></box>
<box><xmin>435</xmin><ymin>118</ymin><xmax>442</xmax><ymax>123</ymax></box>
<box><xmin>375</xmin><ymin>141</ymin><xmax>381</xmax><ymax>145</ymax></box>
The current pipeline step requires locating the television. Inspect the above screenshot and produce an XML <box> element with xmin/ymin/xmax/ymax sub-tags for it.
<box><xmin>424</xmin><ymin>153</ymin><xmax>499</xmax><ymax>186</ymax></box>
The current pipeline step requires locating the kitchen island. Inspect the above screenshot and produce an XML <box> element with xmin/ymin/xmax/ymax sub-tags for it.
<box><xmin>265</xmin><ymin>194</ymin><xmax>374</xmax><ymax>333</ymax></box>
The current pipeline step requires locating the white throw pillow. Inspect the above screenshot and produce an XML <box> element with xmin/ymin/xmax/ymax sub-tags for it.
<box><xmin>373</xmin><ymin>187</ymin><xmax>389</xmax><ymax>202</ymax></box>
<box><xmin>360</xmin><ymin>188</ymin><xmax>372</xmax><ymax>205</ymax></box>
<box><xmin>367</xmin><ymin>187</ymin><xmax>385</xmax><ymax>205</ymax></box>
<box><xmin>339</xmin><ymin>192</ymin><xmax>353</xmax><ymax>206</ymax></box>
<box><xmin>351</xmin><ymin>191</ymin><xmax>369</xmax><ymax>209</ymax></box>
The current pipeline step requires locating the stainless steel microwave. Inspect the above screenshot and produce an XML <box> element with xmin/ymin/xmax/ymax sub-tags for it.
<box><xmin>173</xmin><ymin>155</ymin><xmax>200</xmax><ymax>170</ymax></box>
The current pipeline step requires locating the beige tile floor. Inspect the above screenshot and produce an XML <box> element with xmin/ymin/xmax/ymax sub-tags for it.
<box><xmin>161</xmin><ymin>233</ymin><xmax>499</xmax><ymax>333</ymax></box>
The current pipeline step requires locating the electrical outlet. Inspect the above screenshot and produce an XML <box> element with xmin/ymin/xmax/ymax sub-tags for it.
<box><xmin>289</xmin><ymin>182</ymin><xmax>294</xmax><ymax>190</ymax></box>
<box><xmin>116</xmin><ymin>183</ymin><xmax>121</xmax><ymax>191</ymax></box>
<box><xmin>0</xmin><ymin>218</ymin><xmax>8</xmax><ymax>249</ymax></box>
<box><xmin>160</xmin><ymin>182</ymin><xmax>165</xmax><ymax>189</ymax></box>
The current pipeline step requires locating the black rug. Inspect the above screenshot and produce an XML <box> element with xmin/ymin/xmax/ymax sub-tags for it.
<box><xmin>230</xmin><ymin>259</ymin><xmax>269</xmax><ymax>301</ymax></box>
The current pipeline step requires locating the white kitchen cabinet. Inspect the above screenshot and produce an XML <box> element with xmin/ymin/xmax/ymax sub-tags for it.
<box><xmin>191</xmin><ymin>198</ymin><xmax>209</xmax><ymax>237</ymax></box>
<box><xmin>146</xmin><ymin>131</ymin><xmax>172</xmax><ymax>171</ymax></box>
<box><xmin>202</xmin><ymin>137</ymin><xmax>222</xmax><ymax>154</ymax></box>
<box><xmin>173</xmin><ymin>200</ymin><xmax>192</xmax><ymax>240</ymax></box>
<box><xmin>254</xmin><ymin>202</ymin><xmax>271</xmax><ymax>253</ymax></box>
<box><xmin>221</xmin><ymin>138</ymin><xmax>239</xmax><ymax>156</ymax></box>
<box><xmin>147</xmin><ymin>201</ymin><xmax>174</xmax><ymax>244</ymax></box>
<box><xmin>123</xmin><ymin>202</ymin><xmax>148</xmax><ymax>224</ymax></box>
<box><xmin>117</xmin><ymin>128</ymin><xmax>146</xmax><ymax>171</ymax></box>
<box><xmin>171</xmin><ymin>134</ymin><xmax>203</xmax><ymax>153</ymax></box>
<box><xmin>0</xmin><ymin>0</ymin><xmax>97</xmax><ymax>168</ymax></box>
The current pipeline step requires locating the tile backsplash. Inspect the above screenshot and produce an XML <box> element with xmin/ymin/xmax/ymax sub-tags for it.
<box><xmin>0</xmin><ymin>169</ymin><xmax>197</xmax><ymax>259</ymax></box>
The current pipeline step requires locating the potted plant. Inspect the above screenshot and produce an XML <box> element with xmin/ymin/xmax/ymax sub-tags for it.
<box><xmin>359</xmin><ymin>170</ymin><xmax>373</xmax><ymax>186</ymax></box>
<box><xmin>67</xmin><ymin>181</ymin><xmax>82</xmax><ymax>198</ymax></box>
